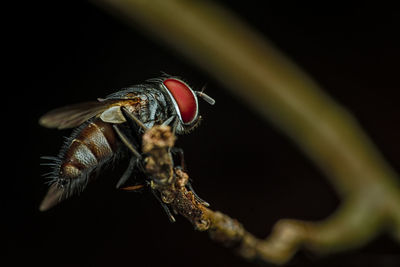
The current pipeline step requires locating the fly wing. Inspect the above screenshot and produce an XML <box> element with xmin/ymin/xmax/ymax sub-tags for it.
<box><xmin>39</xmin><ymin>183</ymin><xmax>65</xmax><ymax>211</ymax></box>
<box><xmin>39</xmin><ymin>101</ymin><xmax>113</xmax><ymax>129</ymax></box>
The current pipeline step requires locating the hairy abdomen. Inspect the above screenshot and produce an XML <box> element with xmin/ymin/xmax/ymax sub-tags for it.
<box><xmin>40</xmin><ymin>118</ymin><xmax>118</xmax><ymax>211</ymax></box>
<box><xmin>61</xmin><ymin>119</ymin><xmax>117</xmax><ymax>179</ymax></box>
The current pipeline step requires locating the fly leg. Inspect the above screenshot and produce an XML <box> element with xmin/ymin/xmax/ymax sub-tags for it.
<box><xmin>186</xmin><ymin>180</ymin><xmax>210</xmax><ymax>207</ymax></box>
<box><xmin>162</xmin><ymin>116</ymin><xmax>175</xmax><ymax>127</ymax></box>
<box><xmin>113</xmin><ymin>124</ymin><xmax>143</xmax><ymax>188</ymax></box>
<box><xmin>113</xmin><ymin>124</ymin><xmax>141</xmax><ymax>158</ymax></box>
<box><xmin>151</xmin><ymin>187</ymin><xmax>176</xmax><ymax>222</ymax></box>
<box><xmin>161</xmin><ymin>115</ymin><xmax>179</xmax><ymax>135</ymax></box>
<box><xmin>171</xmin><ymin>147</ymin><xmax>185</xmax><ymax>170</ymax></box>
<box><xmin>120</xmin><ymin>184</ymin><xmax>145</xmax><ymax>191</ymax></box>
<box><xmin>121</xmin><ymin>107</ymin><xmax>148</xmax><ymax>131</ymax></box>
<box><xmin>116</xmin><ymin>157</ymin><xmax>138</xmax><ymax>188</ymax></box>
<box><xmin>171</xmin><ymin>148</ymin><xmax>210</xmax><ymax>207</ymax></box>
<box><xmin>114</xmin><ymin>108</ymin><xmax>149</xmax><ymax>188</ymax></box>
<box><xmin>171</xmin><ymin>117</ymin><xmax>179</xmax><ymax>136</ymax></box>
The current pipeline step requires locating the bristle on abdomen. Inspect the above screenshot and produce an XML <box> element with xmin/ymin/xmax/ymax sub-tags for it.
<box><xmin>40</xmin><ymin>119</ymin><xmax>118</xmax><ymax>211</ymax></box>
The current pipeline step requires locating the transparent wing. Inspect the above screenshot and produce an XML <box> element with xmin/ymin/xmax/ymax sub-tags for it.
<box><xmin>39</xmin><ymin>101</ymin><xmax>113</xmax><ymax>129</ymax></box>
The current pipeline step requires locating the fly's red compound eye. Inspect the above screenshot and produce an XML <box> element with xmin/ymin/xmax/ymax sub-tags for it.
<box><xmin>163</xmin><ymin>78</ymin><xmax>198</xmax><ymax>124</ymax></box>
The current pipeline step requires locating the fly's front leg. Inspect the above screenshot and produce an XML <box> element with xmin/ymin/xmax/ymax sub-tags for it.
<box><xmin>162</xmin><ymin>115</ymin><xmax>180</xmax><ymax>137</ymax></box>
<box><xmin>162</xmin><ymin>116</ymin><xmax>175</xmax><ymax>127</ymax></box>
<box><xmin>121</xmin><ymin>106</ymin><xmax>148</xmax><ymax>131</ymax></box>
<box><xmin>186</xmin><ymin>181</ymin><xmax>210</xmax><ymax>207</ymax></box>
<box><xmin>171</xmin><ymin>147</ymin><xmax>185</xmax><ymax>170</ymax></box>
<box><xmin>171</xmin><ymin>117</ymin><xmax>179</xmax><ymax>136</ymax></box>
<box><xmin>171</xmin><ymin>147</ymin><xmax>210</xmax><ymax>207</ymax></box>
<box><xmin>151</xmin><ymin>187</ymin><xmax>176</xmax><ymax>223</ymax></box>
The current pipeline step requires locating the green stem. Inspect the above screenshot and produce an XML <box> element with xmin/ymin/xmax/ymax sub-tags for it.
<box><xmin>92</xmin><ymin>0</ymin><xmax>400</xmax><ymax>263</ymax></box>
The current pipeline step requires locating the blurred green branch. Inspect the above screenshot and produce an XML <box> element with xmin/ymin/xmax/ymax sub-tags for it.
<box><xmin>92</xmin><ymin>0</ymin><xmax>400</xmax><ymax>264</ymax></box>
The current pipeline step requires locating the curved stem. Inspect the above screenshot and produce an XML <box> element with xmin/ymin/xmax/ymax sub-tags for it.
<box><xmin>92</xmin><ymin>0</ymin><xmax>400</xmax><ymax>264</ymax></box>
<box><xmin>92</xmin><ymin>0</ymin><xmax>399</xmax><ymax>195</ymax></box>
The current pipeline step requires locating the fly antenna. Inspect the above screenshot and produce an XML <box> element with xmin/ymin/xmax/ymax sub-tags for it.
<box><xmin>196</xmin><ymin>85</ymin><xmax>215</xmax><ymax>105</ymax></box>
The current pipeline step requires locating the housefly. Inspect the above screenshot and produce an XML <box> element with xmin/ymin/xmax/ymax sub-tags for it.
<box><xmin>39</xmin><ymin>75</ymin><xmax>215</xmax><ymax>211</ymax></box>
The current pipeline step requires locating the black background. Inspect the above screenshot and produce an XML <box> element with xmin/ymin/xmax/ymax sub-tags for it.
<box><xmin>6</xmin><ymin>1</ymin><xmax>400</xmax><ymax>266</ymax></box>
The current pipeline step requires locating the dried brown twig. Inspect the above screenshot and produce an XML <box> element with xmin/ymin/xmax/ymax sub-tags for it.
<box><xmin>92</xmin><ymin>0</ymin><xmax>400</xmax><ymax>265</ymax></box>
<box><xmin>142</xmin><ymin>125</ymin><xmax>339</xmax><ymax>265</ymax></box>
<box><xmin>141</xmin><ymin>125</ymin><xmax>265</xmax><ymax>261</ymax></box>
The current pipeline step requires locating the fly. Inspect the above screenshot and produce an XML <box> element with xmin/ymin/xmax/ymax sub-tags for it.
<box><xmin>39</xmin><ymin>75</ymin><xmax>215</xmax><ymax>212</ymax></box>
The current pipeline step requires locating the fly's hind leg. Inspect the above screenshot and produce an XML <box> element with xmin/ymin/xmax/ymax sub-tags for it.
<box><xmin>116</xmin><ymin>156</ymin><xmax>139</xmax><ymax>188</ymax></box>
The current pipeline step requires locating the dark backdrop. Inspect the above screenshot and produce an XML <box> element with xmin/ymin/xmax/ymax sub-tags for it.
<box><xmin>6</xmin><ymin>1</ymin><xmax>399</xmax><ymax>266</ymax></box>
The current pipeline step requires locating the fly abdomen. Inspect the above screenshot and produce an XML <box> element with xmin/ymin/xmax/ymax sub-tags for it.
<box><xmin>60</xmin><ymin>139</ymin><xmax>99</xmax><ymax>179</ymax></box>
<box><xmin>40</xmin><ymin>119</ymin><xmax>118</xmax><ymax>211</ymax></box>
<box><xmin>61</xmin><ymin>120</ymin><xmax>117</xmax><ymax>178</ymax></box>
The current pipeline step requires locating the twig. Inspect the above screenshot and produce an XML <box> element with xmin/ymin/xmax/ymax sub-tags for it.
<box><xmin>143</xmin><ymin>126</ymin><xmax>397</xmax><ymax>265</ymax></box>
<box><xmin>140</xmin><ymin>125</ymin><xmax>276</xmax><ymax>262</ymax></box>
<box><xmin>143</xmin><ymin>126</ymin><xmax>393</xmax><ymax>265</ymax></box>
<box><xmin>92</xmin><ymin>0</ymin><xmax>400</xmax><ymax>264</ymax></box>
